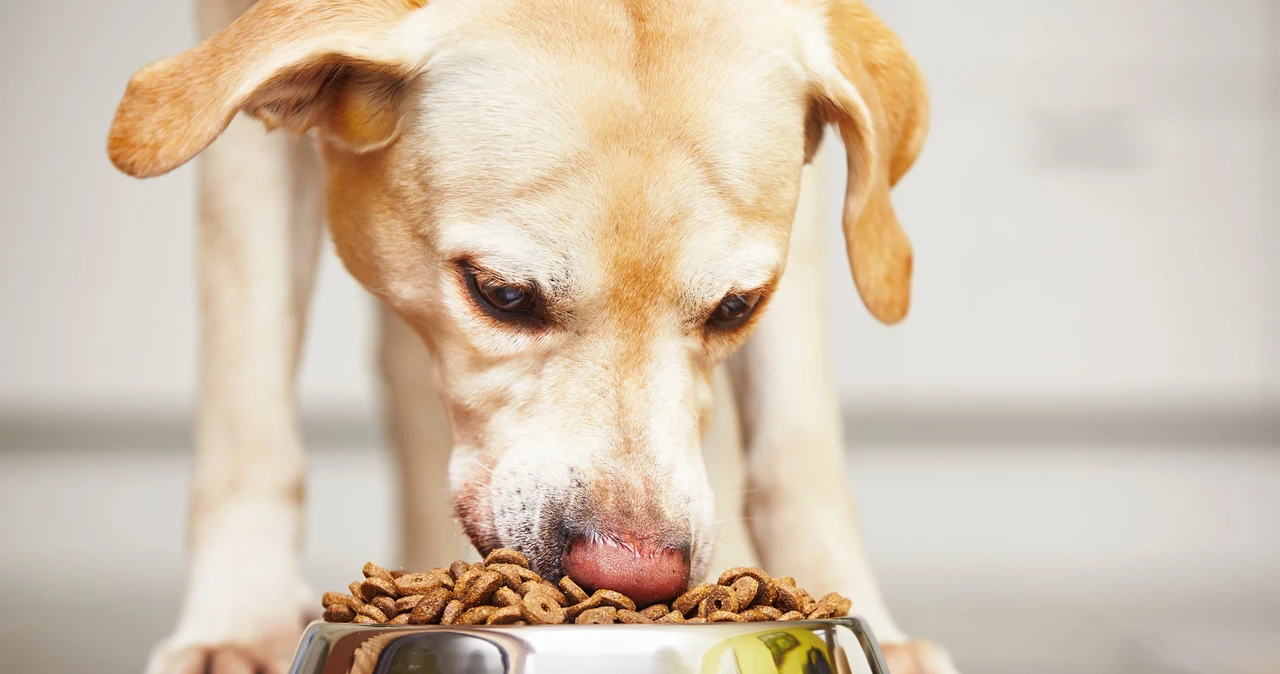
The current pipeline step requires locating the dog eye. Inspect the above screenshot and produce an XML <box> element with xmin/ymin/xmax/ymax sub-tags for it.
<box><xmin>480</xmin><ymin>281</ymin><xmax>534</xmax><ymax>312</ymax></box>
<box><xmin>476</xmin><ymin>277</ymin><xmax>535</xmax><ymax>313</ymax></box>
<box><xmin>462</xmin><ymin>262</ymin><xmax>538</xmax><ymax>318</ymax></box>
<box><xmin>708</xmin><ymin>292</ymin><xmax>763</xmax><ymax>327</ymax></box>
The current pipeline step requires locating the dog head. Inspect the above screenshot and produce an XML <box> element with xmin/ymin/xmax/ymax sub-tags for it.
<box><xmin>108</xmin><ymin>0</ymin><xmax>926</xmax><ymax>603</ymax></box>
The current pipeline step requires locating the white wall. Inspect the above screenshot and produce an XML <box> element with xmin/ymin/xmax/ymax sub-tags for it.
<box><xmin>833</xmin><ymin>0</ymin><xmax>1279</xmax><ymax>407</ymax></box>
<box><xmin>1</xmin><ymin>0</ymin><xmax>1275</xmax><ymax>415</ymax></box>
<box><xmin>0</xmin><ymin>0</ymin><xmax>380</xmax><ymax>414</ymax></box>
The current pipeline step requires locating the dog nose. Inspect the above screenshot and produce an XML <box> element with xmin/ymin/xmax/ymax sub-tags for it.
<box><xmin>562</xmin><ymin>533</ymin><xmax>691</xmax><ymax>606</ymax></box>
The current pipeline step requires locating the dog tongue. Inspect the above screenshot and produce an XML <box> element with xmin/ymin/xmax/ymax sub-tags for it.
<box><xmin>562</xmin><ymin>536</ymin><xmax>690</xmax><ymax>606</ymax></box>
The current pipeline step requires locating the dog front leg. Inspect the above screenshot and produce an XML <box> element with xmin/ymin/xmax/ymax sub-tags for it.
<box><xmin>703</xmin><ymin>365</ymin><xmax>762</xmax><ymax>579</ymax></box>
<box><xmin>378</xmin><ymin>306</ymin><xmax>477</xmax><ymax>569</ymax></box>
<box><xmin>728</xmin><ymin>158</ymin><xmax>958</xmax><ymax>674</ymax></box>
<box><xmin>144</xmin><ymin>12</ymin><xmax>326</xmax><ymax>666</ymax></box>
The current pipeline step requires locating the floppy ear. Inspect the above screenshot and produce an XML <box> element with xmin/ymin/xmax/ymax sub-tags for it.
<box><xmin>804</xmin><ymin>0</ymin><xmax>929</xmax><ymax>325</ymax></box>
<box><xmin>107</xmin><ymin>0</ymin><xmax>426</xmax><ymax>178</ymax></box>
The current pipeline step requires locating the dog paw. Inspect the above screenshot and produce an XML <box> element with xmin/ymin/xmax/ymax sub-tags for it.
<box><xmin>145</xmin><ymin>577</ymin><xmax>315</xmax><ymax>674</ymax></box>
<box><xmin>144</xmin><ymin>622</ymin><xmax>305</xmax><ymax>674</ymax></box>
<box><xmin>145</xmin><ymin>570</ymin><xmax>316</xmax><ymax>674</ymax></box>
<box><xmin>881</xmin><ymin>640</ymin><xmax>959</xmax><ymax>674</ymax></box>
<box><xmin>147</xmin><ymin>499</ymin><xmax>314</xmax><ymax>673</ymax></box>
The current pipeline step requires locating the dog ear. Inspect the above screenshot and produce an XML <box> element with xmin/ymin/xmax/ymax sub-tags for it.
<box><xmin>107</xmin><ymin>0</ymin><xmax>427</xmax><ymax>178</ymax></box>
<box><xmin>804</xmin><ymin>0</ymin><xmax>929</xmax><ymax>325</ymax></box>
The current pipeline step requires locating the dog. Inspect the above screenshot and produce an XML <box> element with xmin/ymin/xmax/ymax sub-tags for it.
<box><xmin>107</xmin><ymin>0</ymin><xmax>951</xmax><ymax>672</ymax></box>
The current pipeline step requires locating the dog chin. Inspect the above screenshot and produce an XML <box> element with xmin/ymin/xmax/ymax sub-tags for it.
<box><xmin>454</xmin><ymin>504</ymin><xmax>567</xmax><ymax>579</ymax></box>
<box><xmin>450</xmin><ymin>483</ymin><xmax>502</xmax><ymax>559</ymax></box>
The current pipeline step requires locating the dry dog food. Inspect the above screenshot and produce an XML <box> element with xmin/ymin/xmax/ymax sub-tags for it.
<box><xmin>322</xmin><ymin>550</ymin><xmax>853</xmax><ymax>626</ymax></box>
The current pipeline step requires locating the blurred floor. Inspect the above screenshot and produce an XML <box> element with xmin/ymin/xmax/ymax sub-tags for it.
<box><xmin>2</xmin><ymin>437</ymin><xmax>1276</xmax><ymax>674</ymax></box>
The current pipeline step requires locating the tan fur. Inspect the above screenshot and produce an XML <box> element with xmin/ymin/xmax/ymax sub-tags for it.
<box><xmin>108</xmin><ymin>0</ymin><xmax>426</xmax><ymax>177</ymax></box>
<box><xmin>108</xmin><ymin>0</ymin><xmax>949</xmax><ymax>672</ymax></box>
<box><xmin>808</xmin><ymin>0</ymin><xmax>929</xmax><ymax>324</ymax></box>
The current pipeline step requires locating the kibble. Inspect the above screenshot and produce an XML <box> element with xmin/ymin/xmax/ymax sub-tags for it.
<box><xmin>638</xmin><ymin>604</ymin><xmax>670</xmax><ymax>620</ymax></box>
<box><xmin>457</xmin><ymin>605</ymin><xmax>496</xmax><ymax>625</ymax></box>
<box><xmin>492</xmin><ymin>586</ymin><xmax>522</xmax><ymax>607</ymax></box>
<box><xmin>617</xmin><ymin>609</ymin><xmax>652</xmax><ymax>624</ymax></box>
<box><xmin>321</xmin><ymin>551</ymin><xmax>853</xmax><ymax>626</ymax></box>
<box><xmin>371</xmin><ymin>595</ymin><xmax>397</xmax><ymax>617</ymax></box>
<box><xmin>487</xmin><ymin>605</ymin><xmax>524</xmax><ymax>625</ymax></box>
<box><xmin>409</xmin><ymin>588</ymin><xmax>451</xmax><ymax>625</ymax></box>
<box><xmin>699</xmin><ymin>585</ymin><xmax>739</xmax><ymax>615</ymax></box>
<box><xmin>521</xmin><ymin>591</ymin><xmax>566</xmax><ymax>625</ymax></box>
<box><xmin>439</xmin><ymin>600</ymin><xmax>465</xmax><ymax>625</ymax></box>
<box><xmin>575</xmin><ymin>606</ymin><xmax>617</xmax><ymax>624</ymax></box>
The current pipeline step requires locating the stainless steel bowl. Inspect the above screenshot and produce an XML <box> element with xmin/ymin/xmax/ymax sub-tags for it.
<box><xmin>287</xmin><ymin>616</ymin><xmax>888</xmax><ymax>674</ymax></box>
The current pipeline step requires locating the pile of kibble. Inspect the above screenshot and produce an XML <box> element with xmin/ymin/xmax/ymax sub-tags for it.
<box><xmin>322</xmin><ymin>548</ymin><xmax>853</xmax><ymax>626</ymax></box>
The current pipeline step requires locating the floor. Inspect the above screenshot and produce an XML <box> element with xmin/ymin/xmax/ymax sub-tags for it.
<box><xmin>1</xmin><ymin>440</ymin><xmax>1277</xmax><ymax>674</ymax></box>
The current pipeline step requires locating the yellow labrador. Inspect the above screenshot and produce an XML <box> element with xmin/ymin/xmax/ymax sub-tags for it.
<box><xmin>108</xmin><ymin>0</ymin><xmax>951</xmax><ymax>672</ymax></box>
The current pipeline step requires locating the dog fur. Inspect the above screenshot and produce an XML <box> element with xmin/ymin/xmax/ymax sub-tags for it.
<box><xmin>107</xmin><ymin>0</ymin><xmax>954</xmax><ymax>672</ymax></box>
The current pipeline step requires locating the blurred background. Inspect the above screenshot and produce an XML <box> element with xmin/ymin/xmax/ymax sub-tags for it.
<box><xmin>1</xmin><ymin>0</ymin><xmax>1277</xmax><ymax>673</ymax></box>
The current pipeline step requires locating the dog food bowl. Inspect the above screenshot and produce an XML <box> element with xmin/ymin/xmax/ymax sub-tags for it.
<box><xmin>286</xmin><ymin>616</ymin><xmax>888</xmax><ymax>674</ymax></box>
